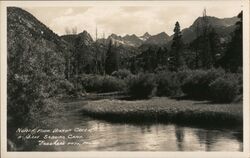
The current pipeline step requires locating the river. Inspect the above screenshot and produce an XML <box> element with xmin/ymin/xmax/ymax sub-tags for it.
<box><xmin>8</xmin><ymin>99</ymin><xmax>243</xmax><ymax>151</ymax></box>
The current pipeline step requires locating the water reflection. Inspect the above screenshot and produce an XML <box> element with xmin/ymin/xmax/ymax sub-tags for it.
<box><xmin>175</xmin><ymin>126</ymin><xmax>184</xmax><ymax>151</ymax></box>
<box><xmin>8</xmin><ymin>111</ymin><xmax>243</xmax><ymax>151</ymax></box>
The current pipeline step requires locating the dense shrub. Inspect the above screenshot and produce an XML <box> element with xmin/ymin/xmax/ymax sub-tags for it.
<box><xmin>209</xmin><ymin>77</ymin><xmax>239</xmax><ymax>103</ymax></box>
<box><xmin>81</xmin><ymin>75</ymin><xmax>103</xmax><ymax>92</ymax></box>
<box><xmin>181</xmin><ymin>70</ymin><xmax>208</xmax><ymax>98</ymax></box>
<box><xmin>128</xmin><ymin>73</ymin><xmax>156</xmax><ymax>99</ymax></box>
<box><xmin>111</xmin><ymin>69</ymin><xmax>132</xmax><ymax>79</ymax></box>
<box><xmin>181</xmin><ymin>68</ymin><xmax>225</xmax><ymax>99</ymax></box>
<box><xmin>154</xmin><ymin>66</ymin><xmax>169</xmax><ymax>74</ymax></box>
<box><xmin>156</xmin><ymin>72</ymin><xmax>181</xmax><ymax>97</ymax></box>
<box><xmin>205</xmin><ymin>68</ymin><xmax>225</xmax><ymax>83</ymax></box>
<box><xmin>101</xmin><ymin>76</ymin><xmax>126</xmax><ymax>92</ymax></box>
<box><xmin>175</xmin><ymin>69</ymin><xmax>192</xmax><ymax>84</ymax></box>
<box><xmin>81</xmin><ymin>74</ymin><xmax>125</xmax><ymax>93</ymax></box>
<box><xmin>56</xmin><ymin>80</ymin><xmax>76</xmax><ymax>95</ymax></box>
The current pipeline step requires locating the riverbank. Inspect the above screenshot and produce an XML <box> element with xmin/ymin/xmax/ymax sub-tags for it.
<box><xmin>81</xmin><ymin>97</ymin><xmax>242</xmax><ymax>126</ymax></box>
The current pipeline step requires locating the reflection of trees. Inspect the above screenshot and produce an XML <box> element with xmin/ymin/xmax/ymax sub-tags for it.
<box><xmin>196</xmin><ymin>129</ymin><xmax>243</xmax><ymax>151</ymax></box>
<box><xmin>174</xmin><ymin>126</ymin><xmax>184</xmax><ymax>151</ymax></box>
<box><xmin>195</xmin><ymin>130</ymin><xmax>218</xmax><ymax>151</ymax></box>
<box><xmin>232</xmin><ymin>129</ymin><xmax>243</xmax><ymax>151</ymax></box>
<box><xmin>232</xmin><ymin>130</ymin><xmax>243</xmax><ymax>142</ymax></box>
<box><xmin>140</xmin><ymin>125</ymin><xmax>152</xmax><ymax>134</ymax></box>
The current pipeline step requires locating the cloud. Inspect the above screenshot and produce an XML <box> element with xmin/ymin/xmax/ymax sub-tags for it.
<box><xmin>25</xmin><ymin>2</ymin><xmax>242</xmax><ymax>38</ymax></box>
<box><xmin>64</xmin><ymin>8</ymin><xmax>73</xmax><ymax>15</ymax></box>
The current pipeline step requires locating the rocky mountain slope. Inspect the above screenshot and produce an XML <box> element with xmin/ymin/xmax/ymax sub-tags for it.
<box><xmin>180</xmin><ymin>16</ymin><xmax>239</xmax><ymax>43</ymax></box>
<box><xmin>7</xmin><ymin>7</ymin><xmax>70</xmax><ymax>123</ymax></box>
<box><xmin>7</xmin><ymin>7</ymin><xmax>68</xmax><ymax>79</ymax></box>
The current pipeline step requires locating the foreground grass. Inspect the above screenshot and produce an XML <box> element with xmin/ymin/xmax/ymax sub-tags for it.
<box><xmin>82</xmin><ymin>97</ymin><xmax>242</xmax><ymax>126</ymax></box>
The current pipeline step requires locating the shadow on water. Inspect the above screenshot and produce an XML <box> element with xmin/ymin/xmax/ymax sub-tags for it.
<box><xmin>81</xmin><ymin>109</ymin><xmax>243</xmax><ymax>131</ymax></box>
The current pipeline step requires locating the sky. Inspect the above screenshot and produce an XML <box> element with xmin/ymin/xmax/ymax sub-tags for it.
<box><xmin>23</xmin><ymin>1</ymin><xmax>243</xmax><ymax>38</ymax></box>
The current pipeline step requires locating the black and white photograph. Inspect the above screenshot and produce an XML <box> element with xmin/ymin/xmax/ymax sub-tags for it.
<box><xmin>0</xmin><ymin>0</ymin><xmax>249</xmax><ymax>157</ymax></box>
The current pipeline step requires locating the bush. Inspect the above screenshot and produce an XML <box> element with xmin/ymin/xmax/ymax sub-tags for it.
<box><xmin>81</xmin><ymin>75</ymin><xmax>103</xmax><ymax>92</ymax></box>
<box><xmin>128</xmin><ymin>73</ymin><xmax>156</xmax><ymax>99</ymax></box>
<box><xmin>111</xmin><ymin>69</ymin><xmax>132</xmax><ymax>79</ymax></box>
<box><xmin>181</xmin><ymin>68</ymin><xmax>225</xmax><ymax>99</ymax></box>
<box><xmin>209</xmin><ymin>77</ymin><xmax>239</xmax><ymax>103</ymax></box>
<box><xmin>101</xmin><ymin>76</ymin><xmax>125</xmax><ymax>93</ymax></box>
<box><xmin>56</xmin><ymin>80</ymin><xmax>75</xmax><ymax>95</ymax></box>
<box><xmin>81</xmin><ymin>74</ymin><xmax>125</xmax><ymax>93</ymax></box>
<box><xmin>156</xmin><ymin>72</ymin><xmax>181</xmax><ymax>97</ymax></box>
<box><xmin>175</xmin><ymin>69</ymin><xmax>192</xmax><ymax>84</ymax></box>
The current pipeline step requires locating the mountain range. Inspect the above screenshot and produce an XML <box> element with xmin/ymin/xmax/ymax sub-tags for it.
<box><xmin>8</xmin><ymin>7</ymin><xmax>240</xmax><ymax>66</ymax></box>
<box><xmin>60</xmin><ymin>15</ymin><xmax>238</xmax><ymax>49</ymax></box>
<box><xmin>100</xmin><ymin>31</ymin><xmax>170</xmax><ymax>47</ymax></box>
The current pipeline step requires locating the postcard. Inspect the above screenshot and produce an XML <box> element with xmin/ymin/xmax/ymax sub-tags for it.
<box><xmin>1</xmin><ymin>0</ymin><xmax>249</xmax><ymax>158</ymax></box>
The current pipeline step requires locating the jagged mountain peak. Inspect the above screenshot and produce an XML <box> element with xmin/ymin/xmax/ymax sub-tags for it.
<box><xmin>61</xmin><ymin>30</ymin><xmax>94</xmax><ymax>46</ymax></box>
<box><xmin>157</xmin><ymin>32</ymin><xmax>169</xmax><ymax>37</ymax></box>
<box><xmin>106</xmin><ymin>33</ymin><xmax>142</xmax><ymax>47</ymax></box>
<box><xmin>130</xmin><ymin>34</ymin><xmax>137</xmax><ymax>38</ymax></box>
<box><xmin>143</xmin><ymin>32</ymin><xmax>170</xmax><ymax>45</ymax></box>
<box><xmin>109</xmin><ymin>33</ymin><xmax>122</xmax><ymax>38</ymax></box>
<box><xmin>123</xmin><ymin>34</ymin><xmax>139</xmax><ymax>39</ymax></box>
<box><xmin>143</xmin><ymin>32</ymin><xmax>151</xmax><ymax>36</ymax></box>
<box><xmin>78</xmin><ymin>30</ymin><xmax>93</xmax><ymax>40</ymax></box>
<box><xmin>140</xmin><ymin>32</ymin><xmax>151</xmax><ymax>41</ymax></box>
<box><xmin>122</xmin><ymin>34</ymin><xmax>143</xmax><ymax>47</ymax></box>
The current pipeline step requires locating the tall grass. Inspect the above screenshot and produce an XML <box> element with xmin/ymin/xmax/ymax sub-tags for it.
<box><xmin>82</xmin><ymin>97</ymin><xmax>242</xmax><ymax>125</ymax></box>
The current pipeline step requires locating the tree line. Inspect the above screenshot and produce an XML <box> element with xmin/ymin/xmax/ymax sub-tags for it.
<box><xmin>66</xmin><ymin>10</ymin><xmax>243</xmax><ymax>79</ymax></box>
<box><xmin>127</xmin><ymin>10</ymin><xmax>243</xmax><ymax>74</ymax></box>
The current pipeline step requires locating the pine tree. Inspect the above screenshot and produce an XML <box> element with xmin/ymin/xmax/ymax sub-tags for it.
<box><xmin>169</xmin><ymin>21</ymin><xmax>184</xmax><ymax>71</ymax></box>
<box><xmin>188</xmin><ymin>8</ymin><xmax>222</xmax><ymax>69</ymax></box>
<box><xmin>189</xmin><ymin>9</ymin><xmax>220</xmax><ymax>69</ymax></box>
<box><xmin>105</xmin><ymin>40</ymin><xmax>119</xmax><ymax>75</ymax></box>
<box><xmin>200</xmin><ymin>8</ymin><xmax>213</xmax><ymax>69</ymax></box>
<box><xmin>194</xmin><ymin>19</ymin><xmax>201</xmax><ymax>69</ymax></box>
<box><xmin>208</xmin><ymin>28</ymin><xmax>221</xmax><ymax>66</ymax></box>
<box><xmin>220</xmin><ymin>11</ymin><xmax>243</xmax><ymax>72</ymax></box>
<box><xmin>156</xmin><ymin>47</ymin><xmax>169</xmax><ymax>69</ymax></box>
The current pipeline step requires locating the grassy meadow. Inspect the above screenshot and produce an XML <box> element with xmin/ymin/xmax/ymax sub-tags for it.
<box><xmin>82</xmin><ymin>97</ymin><xmax>242</xmax><ymax>126</ymax></box>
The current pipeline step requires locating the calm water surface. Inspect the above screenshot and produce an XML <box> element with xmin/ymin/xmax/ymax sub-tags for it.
<box><xmin>9</xmin><ymin>100</ymin><xmax>243</xmax><ymax>151</ymax></box>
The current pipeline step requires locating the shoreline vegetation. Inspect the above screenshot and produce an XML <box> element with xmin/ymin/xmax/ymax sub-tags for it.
<box><xmin>81</xmin><ymin>97</ymin><xmax>242</xmax><ymax>126</ymax></box>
